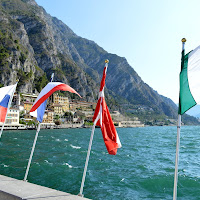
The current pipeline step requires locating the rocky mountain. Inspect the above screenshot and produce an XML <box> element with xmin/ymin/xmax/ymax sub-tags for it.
<box><xmin>186</xmin><ymin>105</ymin><xmax>200</xmax><ymax>118</ymax></box>
<box><xmin>0</xmin><ymin>0</ymin><xmax>198</xmax><ymax>125</ymax></box>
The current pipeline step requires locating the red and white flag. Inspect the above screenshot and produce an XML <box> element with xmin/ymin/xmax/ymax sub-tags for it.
<box><xmin>93</xmin><ymin>61</ymin><xmax>121</xmax><ymax>155</ymax></box>
<box><xmin>30</xmin><ymin>82</ymin><xmax>81</xmax><ymax>122</ymax></box>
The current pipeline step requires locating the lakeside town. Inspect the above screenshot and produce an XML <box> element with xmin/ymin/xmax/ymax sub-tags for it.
<box><xmin>1</xmin><ymin>92</ymin><xmax>145</xmax><ymax>130</ymax></box>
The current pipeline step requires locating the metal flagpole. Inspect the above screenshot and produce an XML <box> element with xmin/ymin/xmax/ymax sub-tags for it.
<box><xmin>79</xmin><ymin>60</ymin><xmax>109</xmax><ymax>197</ymax></box>
<box><xmin>24</xmin><ymin>122</ymin><xmax>41</xmax><ymax>181</ymax></box>
<box><xmin>79</xmin><ymin>118</ymin><xmax>98</xmax><ymax>197</ymax></box>
<box><xmin>79</xmin><ymin>123</ymin><xmax>96</xmax><ymax>196</ymax></box>
<box><xmin>173</xmin><ymin>114</ymin><xmax>181</xmax><ymax>200</ymax></box>
<box><xmin>24</xmin><ymin>73</ymin><xmax>54</xmax><ymax>181</ymax></box>
<box><xmin>173</xmin><ymin>38</ymin><xmax>186</xmax><ymax>200</ymax></box>
<box><xmin>0</xmin><ymin>82</ymin><xmax>18</xmax><ymax>138</ymax></box>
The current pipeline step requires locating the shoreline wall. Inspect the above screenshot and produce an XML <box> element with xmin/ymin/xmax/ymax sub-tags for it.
<box><xmin>0</xmin><ymin>174</ymin><xmax>90</xmax><ymax>200</ymax></box>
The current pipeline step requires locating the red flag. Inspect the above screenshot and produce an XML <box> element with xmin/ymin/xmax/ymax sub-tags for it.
<box><xmin>93</xmin><ymin>60</ymin><xmax>121</xmax><ymax>155</ymax></box>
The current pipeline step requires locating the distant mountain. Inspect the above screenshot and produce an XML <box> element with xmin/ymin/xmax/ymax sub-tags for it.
<box><xmin>186</xmin><ymin>105</ymin><xmax>200</xmax><ymax>118</ymax></box>
<box><xmin>0</xmin><ymin>0</ymin><xmax>199</xmax><ymax>125</ymax></box>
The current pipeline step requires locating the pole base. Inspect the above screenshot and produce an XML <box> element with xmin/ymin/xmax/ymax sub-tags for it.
<box><xmin>78</xmin><ymin>193</ymin><xmax>84</xmax><ymax>197</ymax></box>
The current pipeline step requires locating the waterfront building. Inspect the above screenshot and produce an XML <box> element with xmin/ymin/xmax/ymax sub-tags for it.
<box><xmin>5</xmin><ymin>108</ymin><xmax>19</xmax><ymax>125</ymax></box>
<box><xmin>22</xmin><ymin>113</ymin><xmax>35</xmax><ymax>122</ymax></box>
<box><xmin>111</xmin><ymin>111</ymin><xmax>121</xmax><ymax>116</ymax></box>
<box><xmin>69</xmin><ymin>100</ymin><xmax>96</xmax><ymax>111</ymax></box>
<box><xmin>0</xmin><ymin>108</ymin><xmax>26</xmax><ymax>129</ymax></box>
<box><xmin>52</xmin><ymin>93</ymin><xmax>69</xmax><ymax>111</ymax></box>
<box><xmin>42</xmin><ymin>110</ymin><xmax>54</xmax><ymax>123</ymax></box>
<box><xmin>119</xmin><ymin>120</ymin><xmax>144</xmax><ymax>127</ymax></box>
<box><xmin>23</xmin><ymin>102</ymin><xmax>33</xmax><ymax>113</ymax></box>
<box><xmin>20</xmin><ymin>93</ymin><xmax>38</xmax><ymax>103</ymax></box>
<box><xmin>85</xmin><ymin>115</ymin><xmax>93</xmax><ymax>122</ymax></box>
<box><xmin>15</xmin><ymin>93</ymin><xmax>37</xmax><ymax>114</ymax></box>
<box><xmin>49</xmin><ymin>103</ymin><xmax>63</xmax><ymax>115</ymax></box>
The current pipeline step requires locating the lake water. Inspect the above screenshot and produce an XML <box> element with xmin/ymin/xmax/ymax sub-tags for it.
<box><xmin>0</xmin><ymin>126</ymin><xmax>200</xmax><ymax>199</ymax></box>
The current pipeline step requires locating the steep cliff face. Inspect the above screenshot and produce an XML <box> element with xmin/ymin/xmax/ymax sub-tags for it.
<box><xmin>0</xmin><ymin>4</ymin><xmax>46</xmax><ymax>94</ymax></box>
<box><xmin>0</xmin><ymin>0</ymin><xmax>198</xmax><ymax>124</ymax></box>
<box><xmin>0</xmin><ymin>0</ymin><xmax>99</xmax><ymax>102</ymax></box>
<box><xmin>66</xmin><ymin>36</ymin><xmax>178</xmax><ymax>118</ymax></box>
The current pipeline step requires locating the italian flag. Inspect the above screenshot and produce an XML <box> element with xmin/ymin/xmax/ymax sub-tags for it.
<box><xmin>179</xmin><ymin>45</ymin><xmax>200</xmax><ymax>115</ymax></box>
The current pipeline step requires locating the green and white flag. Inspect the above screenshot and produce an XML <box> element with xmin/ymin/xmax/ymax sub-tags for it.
<box><xmin>179</xmin><ymin>45</ymin><xmax>200</xmax><ymax>115</ymax></box>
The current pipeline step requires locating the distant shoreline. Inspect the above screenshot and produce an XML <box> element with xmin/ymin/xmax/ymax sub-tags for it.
<box><xmin>1</xmin><ymin>123</ymin><xmax>183</xmax><ymax>131</ymax></box>
<box><xmin>1</xmin><ymin>124</ymin><xmax>147</xmax><ymax>131</ymax></box>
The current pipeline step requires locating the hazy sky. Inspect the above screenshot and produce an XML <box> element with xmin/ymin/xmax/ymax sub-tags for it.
<box><xmin>35</xmin><ymin>0</ymin><xmax>200</xmax><ymax>103</ymax></box>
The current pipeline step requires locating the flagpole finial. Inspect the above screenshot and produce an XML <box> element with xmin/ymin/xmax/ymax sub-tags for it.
<box><xmin>105</xmin><ymin>59</ymin><xmax>109</xmax><ymax>63</ymax></box>
<box><xmin>181</xmin><ymin>38</ymin><xmax>186</xmax><ymax>43</ymax></box>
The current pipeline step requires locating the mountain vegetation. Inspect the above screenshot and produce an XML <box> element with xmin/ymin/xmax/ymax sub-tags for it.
<box><xmin>0</xmin><ymin>0</ymin><xmax>198</xmax><ymax>125</ymax></box>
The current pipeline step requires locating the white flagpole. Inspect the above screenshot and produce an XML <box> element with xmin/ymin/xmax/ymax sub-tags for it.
<box><xmin>0</xmin><ymin>82</ymin><xmax>18</xmax><ymax>138</ymax></box>
<box><xmin>79</xmin><ymin>60</ymin><xmax>109</xmax><ymax>197</ymax></box>
<box><xmin>79</xmin><ymin>121</ymin><xmax>97</xmax><ymax>196</ymax></box>
<box><xmin>24</xmin><ymin>122</ymin><xmax>41</xmax><ymax>181</ymax></box>
<box><xmin>173</xmin><ymin>38</ymin><xmax>186</xmax><ymax>200</ymax></box>
<box><xmin>24</xmin><ymin>73</ymin><xmax>54</xmax><ymax>181</ymax></box>
<box><xmin>173</xmin><ymin>114</ymin><xmax>181</xmax><ymax>200</ymax></box>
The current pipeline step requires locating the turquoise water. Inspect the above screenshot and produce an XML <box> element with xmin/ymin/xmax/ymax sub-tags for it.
<box><xmin>0</xmin><ymin>126</ymin><xmax>200</xmax><ymax>199</ymax></box>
